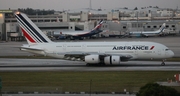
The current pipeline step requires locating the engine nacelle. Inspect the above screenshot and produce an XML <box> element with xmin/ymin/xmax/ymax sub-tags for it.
<box><xmin>104</xmin><ymin>56</ymin><xmax>121</xmax><ymax>65</ymax></box>
<box><xmin>85</xmin><ymin>55</ymin><xmax>100</xmax><ymax>64</ymax></box>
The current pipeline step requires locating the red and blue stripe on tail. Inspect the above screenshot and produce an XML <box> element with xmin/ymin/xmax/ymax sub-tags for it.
<box><xmin>15</xmin><ymin>12</ymin><xmax>52</xmax><ymax>45</ymax></box>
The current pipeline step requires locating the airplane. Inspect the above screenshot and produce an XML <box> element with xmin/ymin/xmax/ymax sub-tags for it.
<box><xmin>15</xmin><ymin>12</ymin><xmax>174</xmax><ymax>66</ymax></box>
<box><xmin>53</xmin><ymin>20</ymin><xmax>104</xmax><ymax>40</ymax></box>
<box><xmin>128</xmin><ymin>23</ymin><xmax>166</xmax><ymax>37</ymax></box>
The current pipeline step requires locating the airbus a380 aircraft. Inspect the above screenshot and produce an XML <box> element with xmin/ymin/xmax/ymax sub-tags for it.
<box><xmin>15</xmin><ymin>12</ymin><xmax>174</xmax><ymax>66</ymax></box>
<box><xmin>129</xmin><ymin>23</ymin><xmax>166</xmax><ymax>37</ymax></box>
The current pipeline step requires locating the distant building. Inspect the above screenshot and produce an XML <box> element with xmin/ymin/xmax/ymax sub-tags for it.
<box><xmin>0</xmin><ymin>7</ymin><xmax>180</xmax><ymax>41</ymax></box>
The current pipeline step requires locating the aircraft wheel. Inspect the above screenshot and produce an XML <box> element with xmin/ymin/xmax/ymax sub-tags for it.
<box><xmin>161</xmin><ymin>62</ymin><xmax>165</xmax><ymax>66</ymax></box>
<box><xmin>98</xmin><ymin>63</ymin><xmax>105</xmax><ymax>66</ymax></box>
<box><xmin>79</xmin><ymin>37</ymin><xmax>84</xmax><ymax>40</ymax></box>
<box><xmin>70</xmin><ymin>36</ymin><xmax>75</xmax><ymax>40</ymax></box>
<box><xmin>86</xmin><ymin>63</ymin><xmax>89</xmax><ymax>66</ymax></box>
<box><xmin>161</xmin><ymin>59</ymin><xmax>166</xmax><ymax>66</ymax></box>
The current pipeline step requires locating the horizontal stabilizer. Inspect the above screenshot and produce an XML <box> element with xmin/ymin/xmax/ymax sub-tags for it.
<box><xmin>20</xmin><ymin>47</ymin><xmax>44</xmax><ymax>51</ymax></box>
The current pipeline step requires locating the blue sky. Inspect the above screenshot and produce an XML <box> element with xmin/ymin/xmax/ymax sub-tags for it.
<box><xmin>0</xmin><ymin>0</ymin><xmax>179</xmax><ymax>11</ymax></box>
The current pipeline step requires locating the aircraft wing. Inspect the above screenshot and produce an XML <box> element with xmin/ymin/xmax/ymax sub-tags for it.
<box><xmin>141</xmin><ymin>33</ymin><xmax>148</xmax><ymax>37</ymax></box>
<box><xmin>62</xmin><ymin>51</ymin><xmax>133</xmax><ymax>61</ymax></box>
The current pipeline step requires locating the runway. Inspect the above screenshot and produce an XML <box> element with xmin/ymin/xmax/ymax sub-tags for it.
<box><xmin>0</xmin><ymin>58</ymin><xmax>180</xmax><ymax>71</ymax></box>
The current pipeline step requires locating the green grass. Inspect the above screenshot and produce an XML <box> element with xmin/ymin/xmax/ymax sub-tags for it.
<box><xmin>0</xmin><ymin>71</ymin><xmax>180</xmax><ymax>93</ymax></box>
<box><xmin>167</xmin><ymin>57</ymin><xmax>180</xmax><ymax>61</ymax></box>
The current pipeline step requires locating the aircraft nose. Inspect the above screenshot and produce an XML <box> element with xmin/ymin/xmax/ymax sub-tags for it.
<box><xmin>169</xmin><ymin>50</ymin><xmax>174</xmax><ymax>57</ymax></box>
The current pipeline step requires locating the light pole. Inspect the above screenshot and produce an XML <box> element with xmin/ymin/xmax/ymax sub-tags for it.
<box><xmin>136</xmin><ymin>11</ymin><xmax>139</xmax><ymax>32</ymax></box>
<box><xmin>0</xmin><ymin>77</ymin><xmax>2</xmax><ymax>96</ymax></box>
<box><xmin>89</xmin><ymin>12</ymin><xmax>92</xmax><ymax>21</ymax></box>
<box><xmin>89</xmin><ymin>79</ymin><xmax>92</xmax><ymax>96</ymax></box>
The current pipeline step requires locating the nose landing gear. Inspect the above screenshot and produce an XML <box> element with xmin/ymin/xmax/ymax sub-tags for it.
<box><xmin>161</xmin><ymin>59</ymin><xmax>166</xmax><ymax>66</ymax></box>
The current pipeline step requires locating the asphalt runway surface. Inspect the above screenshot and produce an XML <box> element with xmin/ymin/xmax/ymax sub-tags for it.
<box><xmin>0</xmin><ymin>58</ymin><xmax>180</xmax><ymax>71</ymax></box>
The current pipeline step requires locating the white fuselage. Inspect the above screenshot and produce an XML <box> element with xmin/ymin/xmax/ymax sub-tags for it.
<box><xmin>54</xmin><ymin>30</ymin><xmax>89</xmax><ymax>36</ymax></box>
<box><xmin>129</xmin><ymin>23</ymin><xmax>165</xmax><ymax>37</ymax></box>
<box><xmin>129</xmin><ymin>30</ymin><xmax>162</xmax><ymax>37</ymax></box>
<box><xmin>22</xmin><ymin>41</ymin><xmax>174</xmax><ymax>60</ymax></box>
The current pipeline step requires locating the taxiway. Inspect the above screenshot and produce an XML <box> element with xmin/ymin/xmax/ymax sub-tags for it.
<box><xmin>0</xmin><ymin>58</ymin><xmax>179</xmax><ymax>71</ymax></box>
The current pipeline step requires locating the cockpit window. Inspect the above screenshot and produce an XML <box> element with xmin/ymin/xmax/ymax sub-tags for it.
<box><xmin>165</xmin><ymin>49</ymin><xmax>169</xmax><ymax>51</ymax></box>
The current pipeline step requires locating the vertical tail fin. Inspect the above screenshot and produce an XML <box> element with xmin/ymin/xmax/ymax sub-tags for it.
<box><xmin>157</xmin><ymin>23</ymin><xmax>166</xmax><ymax>33</ymax></box>
<box><xmin>92</xmin><ymin>20</ymin><xmax>103</xmax><ymax>31</ymax></box>
<box><xmin>15</xmin><ymin>12</ymin><xmax>52</xmax><ymax>45</ymax></box>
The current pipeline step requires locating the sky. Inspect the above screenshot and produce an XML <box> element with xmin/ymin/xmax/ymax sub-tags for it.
<box><xmin>0</xmin><ymin>0</ymin><xmax>180</xmax><ymax>11</ymax></box>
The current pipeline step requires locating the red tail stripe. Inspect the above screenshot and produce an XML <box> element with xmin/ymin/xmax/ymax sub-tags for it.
<box><xmin>21</xmin><ymin>27</ymin><xmax>36</xmax><ymax>43</ymax></box>
<box><xmin>150</xmin><ymin>46</ymin><xmax>155</xmax><ymax>50</ymax></box>
<box><xmin>95</xmin><ymin>24</ymin><xmax>102</xmax><ymax>29</ymax></box>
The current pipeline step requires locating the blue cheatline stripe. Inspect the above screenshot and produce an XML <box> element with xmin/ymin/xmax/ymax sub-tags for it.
<box><xmin>159</xmin><ymin>26</ymin><xmax>165</xmax><ymax>32</ymax></box>
<box><xmin>15</xmin><ymin>15</ymin><xmax>41</xmax><ymax>43</ymax></box>
<box><xmin>17</xmin><ymin>14</ymin><xmax>48</xmax><ymax>43</ymax></box>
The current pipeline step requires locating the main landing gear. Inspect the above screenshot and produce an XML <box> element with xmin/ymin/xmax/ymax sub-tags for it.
<box><xmin>161</xmin><ymin>59</ymin><xmax>166</xmax><ymax>66</ymax></box>
<box><xmin>86</xmin><ymin>63</ymin><xmax>105</xmax><ymax>66</ymax></box>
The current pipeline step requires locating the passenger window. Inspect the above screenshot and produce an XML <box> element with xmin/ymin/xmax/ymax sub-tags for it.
<box><xmin>147</xmin><ymin>26</ymin><xmax>151</xmax><ymax>28</ymax></box>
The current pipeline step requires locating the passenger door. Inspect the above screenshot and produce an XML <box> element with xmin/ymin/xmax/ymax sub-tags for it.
<box><xmin>157</xmin><ymin>49</ymin><xmax>161</xmax><ymax>56</ymax></box>
<box><xmin>63</xmin><ymin>44</ymin><xmax>66</xmax><ymax>51</ymax></box>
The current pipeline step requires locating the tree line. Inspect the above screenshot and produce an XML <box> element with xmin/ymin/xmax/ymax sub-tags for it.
<box><xmin>18</xmin><ymin>8</ymin><xmax>55</xmax><ymax>15</ymax></box>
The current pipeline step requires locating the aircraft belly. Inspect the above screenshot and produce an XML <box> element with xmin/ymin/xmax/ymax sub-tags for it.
<box><xmin>144</xmin><ymin>34</ymin><xmax>157</xmax><ymax>37</ymax></box>
<box><xmin>46</xmin><ymin>52</ymin><xmax>65</xmax><ymax>59</ymax></box>
<box><xmin>133</xmin><ymin>51</ymin><xmax>157</xmax><ymax>60</ymax></box>
<box><xmin>138</xmin><ymin>53</ymin><xmax>164</xmax><ymax>60</ymax></box>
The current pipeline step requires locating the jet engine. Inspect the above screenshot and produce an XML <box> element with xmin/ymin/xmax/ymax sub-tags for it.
<box><xmin>85</xmin><ymin>55</ymin><xmax>100</xmax><ymax>64</ymax></box>
<box><xmin>104</xmin><ymin>56</ymin><xmax>121</xmax><ymax>65</ymax></box>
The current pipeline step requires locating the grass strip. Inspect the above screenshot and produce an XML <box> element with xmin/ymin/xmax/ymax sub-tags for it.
<box><xmin>0</xmin><ymin>71</ymin><xmax>180</xmax><ymax>93</ymax></box>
